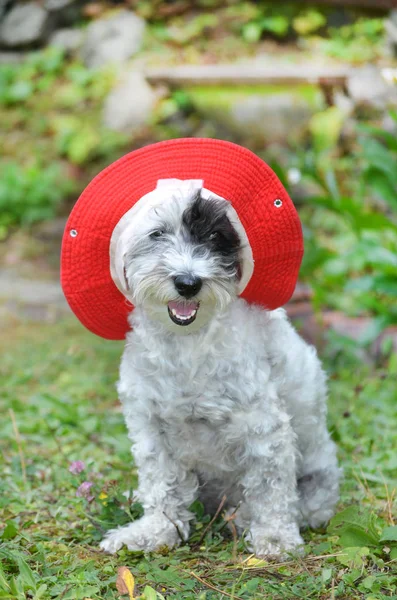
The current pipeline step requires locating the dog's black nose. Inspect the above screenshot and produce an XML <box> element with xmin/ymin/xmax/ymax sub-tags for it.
<box><xmin>174</xmin><ymin>275</ymin><xmax>202</xmax><ymax>298</ymax></box>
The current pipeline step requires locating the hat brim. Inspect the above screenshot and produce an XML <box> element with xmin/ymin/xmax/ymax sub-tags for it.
<box><xmin>61</xmin><ymin>138</ymin><xmax>303</xmax><ymax>340</ymax></box>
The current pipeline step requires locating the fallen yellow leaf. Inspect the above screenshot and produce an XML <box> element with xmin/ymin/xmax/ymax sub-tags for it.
<box><xmin>246</xmin><ymin>557</ymin><xmax>268</xmax><ymax>567</ymax></box>
<box><xmin>116</xmin><ymin>566</ymin><xmax>136</xmax><ymax>599</ymax></box>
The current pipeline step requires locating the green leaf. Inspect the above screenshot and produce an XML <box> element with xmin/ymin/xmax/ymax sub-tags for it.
<box><xmin>242</xmin><ymin>22</ymin><xmax>262</xmax><ymax>43</ymax></box>
<box><xmin>358</xmin><ymin>123</ymin><xmax>397</xmax><ymax>152</ymax></box>
<box><xmin>328</xmin><ymin>506</ymin><xmax>381</xmax><ymax>547</ymax></box>
<box><xmin>260</xmin><ymin>15</ymin><xmax>289</xmax><ymax>37</ymax></box>
<box><xmin>336</xmin><ymin>546</ymin><xmax>370</xmax><ymax>567</ymax></box>
<box><xmin>309</xmin><ymin>107</ymin><xmax>345</xmax><ymax>153</ymax></box>
<box><xmin>8</xmin><ymin>80</ymin><xmax>34</xmax><ymax>103</ymax></box>
<box><xmin>365</xmin><ymin>168</ymin><xmax>397</xmax><ymax>210</ymax></box>
<box><xmin>380</xmin><ymin>525</ymin><xmax>397</xmax><ymax>542</ymax></box>
<box><xmin>0</xmin><ymin>562</ymin><xmax>10</xmax><ymax>592</ymax></box>
<box><xmin>67</xmin><ymin>128</ymin><xmax>100</xmax><ymax>164</ymax></box>
<box><xmin>361</xmin><ymin>139</ymin><xmax>397</xmax><ymax>184</ymax></box>
<box><xmin>293</xmin><ymin>9</ymin><xmax>326</xmax><ymax>36</ymax></box>
<box><xmin>15</xmin><ymin>555</ymin><xmax>36</xmax><ymax>592</ymax></box>
<box><xmin>2</xmin><ymin>520</ymin><xmax>18</xmax><ymax>540</ymax></box>
<box><xmin>142</xmin><ymin>586</ymin><xmax>158</xmax><ymax>600</ymax></box>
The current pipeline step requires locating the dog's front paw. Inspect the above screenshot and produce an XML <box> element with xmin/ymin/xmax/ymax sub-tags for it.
<box><xmin>249</xmin><ymin>522</ymin><xmax>304</xmax><ymax>560</ymax></box>
<box><xmin>100</xmin><ymin>513</ymin><xmax>188</xmax><ymax>554</ymax></box>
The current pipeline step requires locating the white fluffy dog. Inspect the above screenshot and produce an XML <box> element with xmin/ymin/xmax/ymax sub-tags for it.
<box><xmin>100</xmin><ymin>189</ymin><xmax>340</xmax><ymax>557</ymax></box>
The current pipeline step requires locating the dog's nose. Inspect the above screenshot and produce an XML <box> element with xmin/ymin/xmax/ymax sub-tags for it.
<box><xmin>174</xmin><ymin>275</ymin><xmax>202</xmax><ymax>298</ymax></box>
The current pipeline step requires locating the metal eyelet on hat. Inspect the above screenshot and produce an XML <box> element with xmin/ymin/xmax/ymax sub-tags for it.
<box><xmin>70</xmin><ymin>229</ymin><xmax>78</xmax><ymax>237</ymax></box>
<box><xmin>274</xmin><ymin>199</ymin><xmax>283</xmax><ymax>208</ymax></box>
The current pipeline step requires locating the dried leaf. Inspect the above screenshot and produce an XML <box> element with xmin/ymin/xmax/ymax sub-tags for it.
<box><xmin>116</xmin><ymin>566</ymin><xmax>136</xmax><ymax>599</ymax></box>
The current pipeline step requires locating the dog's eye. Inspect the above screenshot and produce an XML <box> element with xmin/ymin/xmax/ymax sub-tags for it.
<box><xmin>209</xmin><ymin>231</ymin><xmax>220</xmax><ymax>241</ymax></box>
<box><xmin>150</xmin><ymin>230</ymin><xmax>165</xmax><ymax>239</ymax></box>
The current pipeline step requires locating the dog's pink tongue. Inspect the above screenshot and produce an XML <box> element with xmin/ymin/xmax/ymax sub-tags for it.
<box><xmin>168</xmin><ymin>301</ymin><xmax>199</xmax><ymax>316</ymax></box>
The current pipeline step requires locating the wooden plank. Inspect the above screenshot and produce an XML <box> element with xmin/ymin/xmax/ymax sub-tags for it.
<box><xmin>145</xmin><ymin>64</ymin><xmax>352</xmax><ymax>88</ymax></box>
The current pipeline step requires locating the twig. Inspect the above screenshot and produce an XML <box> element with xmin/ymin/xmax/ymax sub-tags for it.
<box><xmin>163</xmin><ymin>511</ymin><xmax>185</xmax><ymax>543</ymax></box>
<box><xmin>230</xmin><ymin>520</ymin><xmax>238</xmax><ymax>563</ymax></box>
<box><xmin>197</xmin><ymin>494</ymin><xmax>227</xmax><ymax>545</ymax></box>
<box><xmin>188</xmin><ymin>570</ymin><xmax>244</xmax><ymax>600</ymax></box>
<box><xmin>59</xmin><ymin>584</ymin><xmax>71</xmax><ymax>600</ymax></box>
<box><xmin>218</xmin><ymin>501</ymin><xmax>242</xmax><ymax>533</ymax></box>
<box><xmin>383</xmin><ymin>477</ymin><xmax>395</xmax><ymax>526</ymax></box>
<box><xmin>9</xmin><ymin>408</ymin><xmax>27</xmax><ymax>484</ymax></box>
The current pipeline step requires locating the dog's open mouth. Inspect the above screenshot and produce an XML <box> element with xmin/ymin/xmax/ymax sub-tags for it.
<box><xmin>167</xmin><ymin>301</ymin><xmax>199</xmax><ymax>326</ymax></box>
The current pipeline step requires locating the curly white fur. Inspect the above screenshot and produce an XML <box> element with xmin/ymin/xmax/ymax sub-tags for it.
<box><xmin>100</xmin><ymin>189</ymin><xmax>340</xmax><ymax>558</ymax></box>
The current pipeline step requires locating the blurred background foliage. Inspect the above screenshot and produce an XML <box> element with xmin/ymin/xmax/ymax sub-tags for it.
<box><xmin>0</xmin><ymin>0</ymin><xmax>397</xmax><ymax>347</ymax></box>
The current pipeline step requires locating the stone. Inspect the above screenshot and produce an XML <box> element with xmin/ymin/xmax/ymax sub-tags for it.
<box><xmin>347</xmin><ymin>65</ymin><xmax>397</xmax><ymax>109</ymax></box>
<box><xmin>193</xmin><ymin>90</ymin><xmax>319</xmax><ymax>145</ymax></box>
<box><xmin>80</xmin><ymin>10</ymin><xmax>145</xmax><ymax>69</ymax></box>
<box><xmin>103</xmin><ymin>70</ymin><xmax>156</xmax><ymax>133</ymax></box>
<box><xmin>49</xmin><ymin>27</ymin><xmax>84</xmax><ymax>53</ymax></box>
<box><xmin>0</xmin><ymin>2</ymin><xmax>54</xmax><ymax>48</ymax></box>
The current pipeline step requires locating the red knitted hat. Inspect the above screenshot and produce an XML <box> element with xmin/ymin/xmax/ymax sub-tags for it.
<box><xmin>61</xmin><ymin>138</ymin><xmax>303</xmax><ymax>340</ymax></box>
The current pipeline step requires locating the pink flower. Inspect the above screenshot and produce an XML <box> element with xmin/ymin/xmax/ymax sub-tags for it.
<box><xmin>76</xmin><ymin>481</ymin><xmax>94</xmax><ymax>501</ymax></box>
<box><xmin>69</xmin><ymin>461</ymin><xmax>85</xmax><ymax>475</ymax></box>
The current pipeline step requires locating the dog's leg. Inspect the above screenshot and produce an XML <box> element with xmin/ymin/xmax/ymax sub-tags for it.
<box><xmin>239</xmin><ymin>416</ymin><xmax>303</xmax><ymax>558</ymax></box>
<box><xmin>100</xmin><ymin>433</ymin><xmax>198</xmax><ymax>554</ymax></box>
<box><xmin>297</xmin><ymin>429</ymin><xmax>341</xmax><ymax>529</ymax></box>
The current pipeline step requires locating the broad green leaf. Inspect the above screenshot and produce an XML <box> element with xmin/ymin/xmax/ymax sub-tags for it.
<box><xmin>142</xmin><ymin>586</ymin><xmax>158</xmax><ymax>600</ymax></box>
<box><xmin>328</xmin><ymin>506</ymin><xmax>380</xmax><ymax>547</ymax></box>
<box><xmin>337</xmin><ymin>546</ymin><xmax>370</xmax><ymax>567</ymax></box>
<box><xmin>380</xmin><ymin>525</ymin><xmax>397</xmax><ymax>542</ymax></box>
<box><xmin>1</xmin><ymin>520</ymin><xmax>18</xmax><ymax>540</ymax></box>
<box><xmin>15</xmin><ymin>556</ymin><xmax>36</xmax><ymax>592</ymax></box>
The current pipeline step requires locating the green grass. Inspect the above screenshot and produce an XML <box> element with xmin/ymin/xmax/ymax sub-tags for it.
<box><xmin>1</xmin><ymin>319</ymin><xmax>396</xmax><ymax>599</ymax></box>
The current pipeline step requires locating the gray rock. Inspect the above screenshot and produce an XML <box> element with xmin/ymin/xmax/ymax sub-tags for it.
<box><xmin>103</xmin><ymin>70</ymin><xmax>156</xmax><ymax>133</ymax></box>
<box><xmin>49</xmin><ymin>27</ymin><xmax>84</xmax><ymax>53</ymax></box>
<box><xmin>193</xmin><ymin>90</ymin><xmax>320</xmax><ymax>145</ymax></box>
<box><xmin>0</xmin><ymin>2</ymin><xmax>54</xmax><ymax>48</ymax></box>
<box><xmin>80</xmin><ymin>10</ymin><xmax>145</xmax><ymax>69</ymax></box>
<box><xmin>232</xmin><ymin>93</ymin><xmax>316</xmax><ymax>142</ymax></box>
<box><xmin>347</xmin><ymin>65</ymin><xmax>397</xmax><ymax>109</ymax></box>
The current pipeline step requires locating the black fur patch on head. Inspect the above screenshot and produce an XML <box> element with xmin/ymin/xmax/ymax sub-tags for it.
<box><xmin>182</xmin><ymin>192</ymin><xmax>241</xmax><ymax>276</ymax></box>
